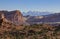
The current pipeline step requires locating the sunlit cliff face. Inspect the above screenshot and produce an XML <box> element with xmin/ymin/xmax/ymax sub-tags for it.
<box><xmin>0</xmin><ymin>13</ymin><xmax>4</xmax><ymax>19</ymax></box>
<box><xmin>12</xmin><ymin>10</ymin><xmax>24</xmax><ymax>25</ymax></box>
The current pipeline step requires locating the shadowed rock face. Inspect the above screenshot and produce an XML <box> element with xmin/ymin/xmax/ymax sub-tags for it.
<box><xmin>0</xmin><ymin>10</ymin><xmax>24</xmax><ymax>25</ymax></box>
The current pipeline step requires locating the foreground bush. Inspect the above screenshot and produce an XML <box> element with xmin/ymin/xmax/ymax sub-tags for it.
<box><xmin>0</xmin><ymin>23</ymin><xmax>60</xmax><ymax>39</ymax></box>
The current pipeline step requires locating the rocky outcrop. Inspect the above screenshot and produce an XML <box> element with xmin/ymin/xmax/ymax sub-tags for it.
<box><xmin>0</xmin><ymin>10</ymin><xmax>25</xmax><ymax>25</ymax></box>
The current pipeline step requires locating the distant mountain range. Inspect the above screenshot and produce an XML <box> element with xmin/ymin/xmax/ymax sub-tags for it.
<box><xmin>24</xmin><ymin>12</ymin><xmax>60</xmax><ymax>24</ymax></box>
<box><xmin>22</xmin><ymin>11</ymin><xmax>53</xmax><ymax>16</ymax></box>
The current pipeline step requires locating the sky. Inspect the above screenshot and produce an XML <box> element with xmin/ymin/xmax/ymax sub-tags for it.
<box><xmin>0</xmin><ymin>0</ymin><xmax>60</xmax><ymax>12</ymax></box>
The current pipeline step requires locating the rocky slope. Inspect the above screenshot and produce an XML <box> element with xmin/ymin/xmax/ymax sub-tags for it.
<box><xmin>0</xmin><ymin>21</ymin><xmax>60</xmax><ymax>39</ymax></box>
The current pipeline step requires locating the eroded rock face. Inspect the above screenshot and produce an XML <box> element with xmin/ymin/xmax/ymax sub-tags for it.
<box><xmin>0</xmin><ymin>10</ymin><xmax>24</xmax><ymax>25</ymax></box>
